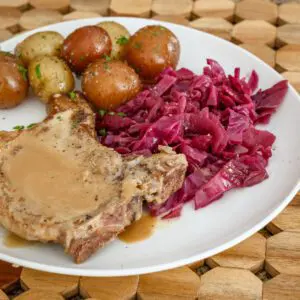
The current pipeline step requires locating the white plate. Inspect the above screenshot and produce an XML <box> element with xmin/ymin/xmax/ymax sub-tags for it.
<box><xmin>0</xmin><ymin>17</ymin><xmax>300</xmax><ymax>277</ymax></box>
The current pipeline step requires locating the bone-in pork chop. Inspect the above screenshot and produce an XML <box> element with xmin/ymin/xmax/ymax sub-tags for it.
<box><xmin>0</xmin><ymin>97</ymin><xmax>187</xmax><ymax>263</ymax></box>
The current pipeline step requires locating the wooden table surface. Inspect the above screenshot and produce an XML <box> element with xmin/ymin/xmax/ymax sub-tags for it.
<box><xmin>0</xmin><ymin>0</ymin><xmax>300</xmax><ymax>299</ymax></box>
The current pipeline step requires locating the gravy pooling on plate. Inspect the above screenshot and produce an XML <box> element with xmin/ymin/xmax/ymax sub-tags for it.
<box><xmin>119</xmin><ymin>214</ymin><xmax>157</xmax><ymax>243</ymax></box>
<box><xmin>4</xmin><ymin>232</ymin><xmax>35</xmax><ymax>248</ymax></box>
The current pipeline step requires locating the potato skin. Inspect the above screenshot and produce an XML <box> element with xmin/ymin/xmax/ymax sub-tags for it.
<box><xmin>28</xmin><ymin>56</ymin><xmax>74</xmax><ymax>103</ymax></box>
<box><xmin>125</xmin><ymin>25</ymin><xmax>180</xmax><ymax>80</ymax></box>
<box><xmin>82</xmin><ymin>59</ymin><xmax>141</xmax><ymax>110</ymax></box>
<box><xmin>0</xmin><ymin>51</ymin><xmax>20</xmax><ymax>63</ymax></box>
<box><xmin>47</xmin><ymin>91</ymin><xmax>91</xmax><ymax>116</ymax></box>
<box><xmin>61</xmin><ymin>25</ymin><xmax>112</xmax><ymax>73</ymax></box>
<box><xmin>97</xmin><ymin>21</ymin><xmax>130</xmax><ymax>60</ymax></box>
<box><xmin>0</xmin><ymin>53</ymin><xmax>28</xmax><ymax>109</ymax></box>
<box><xmin>15</xmin><ymin>31</ymin><xmax>64</xmax><ymax>67</ymax></box>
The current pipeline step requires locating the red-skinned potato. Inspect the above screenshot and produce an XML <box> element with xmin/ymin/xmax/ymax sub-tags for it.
<box><xmin>82</xmin><ymin>59</ymin><xmax>141</xmax><ymax>110</ymax></box>
<box><xmin>125</xmin><ymin>25</ymin><xmax>180</xmax><ymax>81</ymax></box>
<box><xmin>61</xmin><ymin>25</ymin><xmax>112</xmax><ymax>73</ymax></box>
<box><xmin>0</xmin><ymin>52</ymin><xmax>28</xmax><ymax>109</ymax></box>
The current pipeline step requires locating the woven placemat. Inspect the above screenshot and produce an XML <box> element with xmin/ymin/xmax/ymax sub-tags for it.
<box><xmin>0</xmin><ymin>0</ymin><xmax>300</xmax><ymax>299</ymax></box>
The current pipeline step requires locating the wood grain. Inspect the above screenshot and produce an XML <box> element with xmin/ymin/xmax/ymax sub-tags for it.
<box><xmin>282</xmin><ymin>71</ymin><xmax>300</xmax><ymax>92</ymax></box>
<box><xmin>70</xmin><ymin>0</ymin><xmax>110</xmax><ymax>15</ymax></box>
<box><xmin>152</xmin><ymin>0</ymin><xmax>193</xmax><ymax>18</ymax></box>
<box><xmin>206</xmin><ymin>233</ymin><xmax>266</xmax><ymax>273</ymax></box>
<box><xmin>29</xmin><ymin>0</ymin><xmax>70</xmax><ymax>14</ymax></box>
<box><xmin>265</xmin><ymin>231</ymin><xmax>300</xmax><ymax>277</ymax></box>
<box><xmin>235</xmin><ymin>0</ymin><xmax>278</xmax><ymax>24</ymax></box>
<box><xmin>152</xmin><ymin>15</ymin><xmax>190</xmax><ymax>26</ymax></box>
<box><xmin>263</xmin><ymin>274</ymin><xmax>300</xmax><ymax>300</ymax></box>
<box><xmin>80</xmin><ymin>276</ymin><xmax>139</xmax><ymax>299</ymax></box>
<box><xmin>190</xmin><ymin>17</ymin><xmax>233</xmax><ymax>40</ymax></box>
<box><xmin>278</xmin><ymin>2</ymin><xmax>300</xmax><ymax>25</ymax></box>
<box><xmin>15</xmin><ymin>290</ymin><xmax>64</xmax><ymax>300</ymax></box>
<box><xmin>110</xmin><ymin>0</ymin><xmax>152</xmax><ymax>18</ymax></box>
<box><xmin>20</xmin><ymin>269</ymin><xmax>79</xmax><ymax>298</ymax></box>
<box><xmin>240</xmin><ymin>44</ymin><xmax>275</xmax><ymax>67</ymax></box>
<box><xmin>0</xmin><ymin>7</ymin><xmax>21</xmax><ymax>33</ymax></box>
<box><xmin>19</xmin><ymin>9</ymin><xmax>63</xmax><ymax>31</ymax></box>
<box><xmin>0</xmin><ymin>29</ymin><xmax>13</xmax><ymax>42</ymax></box>
<box><xmin>193</xmin><ymin>0</ymin><xmax>235</xmax><ymax>21</ymax></box>
<box><xmin>0</xmin><ymin>1</ymin><xmax>299</xmax><ymax>298</ymax></box>
<box><xmin>63</xmin><ymin>11</ymin><xmax>100</xmax><ymax>21</ymax></box>
<box><xmin>277</xmin><ymin>24</ymin><xmax>300</xmax><ymax>47</ymax></box>
<box><xmin>0</xmin><ymin>289</ymin><xmax>9</xmax><ymax>300</ymax></box>
<box><xmin>198</xmin><ymin>267</ymin><xmax>262</xmax><ymax>300</ymax></box>
<box><xmin>267</xmin><ymin>194</ymin><xmax>300</xmax><ymax>233</ymax></box>
<box><xmin>0</xmin><ymin>0</ymin><xmax>28</xmax><ymax>10</ymax></box>
<box><xmin>276</xmin><ymin>44</ymin><xmax>300</xmax><ymax>72</ymax></box>
<box><xmin>137</xmin><ymin>267</ymin><xmax>200</xmax><ymax>300</ymax></box>
<box><xmin>232</xmin><ymin>20</ymin><xmax>277</xmax><ymax>47</ymax></box>
<box><xmin>0</xmin><ymin>261</ymin><xmax>22</xmax><ymax>289</ymax></box>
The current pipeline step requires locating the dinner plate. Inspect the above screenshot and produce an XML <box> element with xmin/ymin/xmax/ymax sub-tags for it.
<box><xmin>0</xmin><ymin>17</ymin><xmax>300</xmax><ymax>277</ymax></box>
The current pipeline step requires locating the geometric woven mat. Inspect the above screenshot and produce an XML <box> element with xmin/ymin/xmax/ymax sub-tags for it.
<box><xmin>0</xmin><ymin>0</ymin><xmax>300</xmax><ymax>299</ymax></box>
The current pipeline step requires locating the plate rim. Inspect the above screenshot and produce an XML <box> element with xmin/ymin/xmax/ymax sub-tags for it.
<box><xmin>0</xmin><ymin>16</ymin><xmax>300</xmax><ymax>277</ymax></box>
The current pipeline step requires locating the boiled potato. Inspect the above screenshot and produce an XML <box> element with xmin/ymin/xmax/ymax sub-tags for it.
<box><xmin>82</xmin><ymin>59</ymin><xmax>141</xmax><ymax>110</ymax></box>
<box><xmin>61</xmin><ymin>25</ymin><xmax>112</xmax><ymax>73</ymax></box>
<box><xmin>97</xmin><ymin>21</ymin><xmax>130</xmax><ymax>60</ymax></box>
<box><xmin>28</xmin><ymin>56</ymin><xmax>74</xmax><ymax>103</ymax></box>
<box><xmin>0</xmin><ymin>53</ymin><xmax>28</xmax><ymax>109</ymax></box>
<box><xmin>125</xmin><ymin>25</ymin><xmax>180</xmax><ymax>81</ymax></box>
<box><xmin>15</xmin><ymin>31</ymin><xmax>64</xmax><ymax>67</ymax></box>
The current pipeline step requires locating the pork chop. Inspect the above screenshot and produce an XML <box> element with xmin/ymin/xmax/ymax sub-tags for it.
<box><xmin>0</xmin><ymin>98</ymin><xmax>187</xmax><ymax>263</ymax></box>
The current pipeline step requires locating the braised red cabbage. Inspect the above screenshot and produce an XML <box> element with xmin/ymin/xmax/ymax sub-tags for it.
<box><xmin>97</xmin><ymin>59</ymin><xmax>288</xmax><ymax>218</ymax></box>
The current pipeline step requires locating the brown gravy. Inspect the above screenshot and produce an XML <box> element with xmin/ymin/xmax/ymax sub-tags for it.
<box><xmin>2</xmin><ymin>132</ymin><xmax>119</xmax><ymax>222</ymax></box>
<box><xmin>4</xmin><ymin>232</ymin><xmax>35</xmax><ymax>248</ymax></box>
<box><xmin>119</xmin><ymin>214</ymin><xmax>157</xmax><ymax>243</ymax></box>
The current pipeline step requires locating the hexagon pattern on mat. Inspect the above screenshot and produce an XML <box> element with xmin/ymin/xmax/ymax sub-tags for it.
<box><xmin>265</xmin><ymin>231</ymin><xmax>300</xmax><ymax>277</ymax></box>
<box><xmin>263</xmin><ymin>274</ymin><xmax>300</xmax><ymax>300</ymax></box>
<box><xmin>198</xmin><ymin>267</ymin><xmax>262</xmax><ymax>300</ymax></box>
<box><xmin>0</xmin><ymin>1</ymin><xmax>300</xmax><ymax>299</ymax></box>
<box><xmin>20</xmin><ymin>269</ymin><xmax>79</xmax><ymax>298</ymax></box>
<box><xmin>206</xmin><ymin>233</ymin><xmax>266</xmax><ymax>273</ymax></box>
<box><xmin>137</xmin><ymin>267</ymin><xmax>200</xmax><ymax>299</ymax></box>
<box><xmin>80</xmin><ymin>276</ymin><xmax>139</xmax><ymax>299</ymax></box>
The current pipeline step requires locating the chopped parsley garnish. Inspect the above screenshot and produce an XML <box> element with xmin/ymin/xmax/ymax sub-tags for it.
<box><xmin>35</xmin><ymin>64</ymin><xmax>42</xmax><ymax>79</ymax></box>
<box><xmin>27</xmin><ymin>123</ymin><xmax>37</xmax><ymax>129</ymax></box>
<box><xmin>117</xmin><ymin>112</ymin><xmax>126</xmax><ymax>117</ymax></box>
<box><xmin>103</xmin><ymin>61</ymin><xmax>110</xmax><ymax>71</ymax></box>
<box><xmin>2</xmin><ymin>51</ymin><xmax>14</xmax><ymax>57</ymax></box>
<box><xmin>71</xmin><ymin>119</ymin><xmax>80</xmax><ymax>129</ymax></box>
<box><xmin>99</xmin><ymin>109</ymin><xmax>107</xmax><ymax>117</ymax></box>
<box><xmin>108</xmin><ymin>111</ymin><xmax>115</xmax><ymax>116</ymax></box>
<box><xmin>79</xmin><ymin>56</ymin><xmax>85</xmax><ymax>61</ymax></box>
<box><xmin>13</xmin><ymin>125</ymin><xmax>25</xmax><ymax>131</ymax></box>
<box><xmin>17</xmin><ymin>64</ymin><xmax>27</xmax><ymax>80</ymax></box>
<box><xmin>103</xmin><ymin>54</ymin><xmax>111</xmax><ymax>62</ymax></box>
<box><xmin>159</xmin><ymin>25</ymin><xmax>166</xmax><ymax>30</ymax></box>
<box><xmin>57</xmin><ymin>116</ymin><xmax>62</xmax><ymax>121</ymax></box>
<box><xmin>99</xmin><ymin>128</ymin><xmax>107</xmax><ymax>136</ymax></box>
<box><xmin>116</xmin><ymin>35</ymin><xmax>129</xmax><ymax>45</ymax></box>
<box><xmin>133</xmin><ymin>42</ymin><xmax>142</xmax><ymax>49</ymax></box>
<box><xmin>68</xmin><ymin>91</ymin><xmax>76</xmax><ymax>100</ymax></box>
<box><xmin>41</xmin><ymin>35</ymin><xmax>47</xmax><ymax>40</ymax></box>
